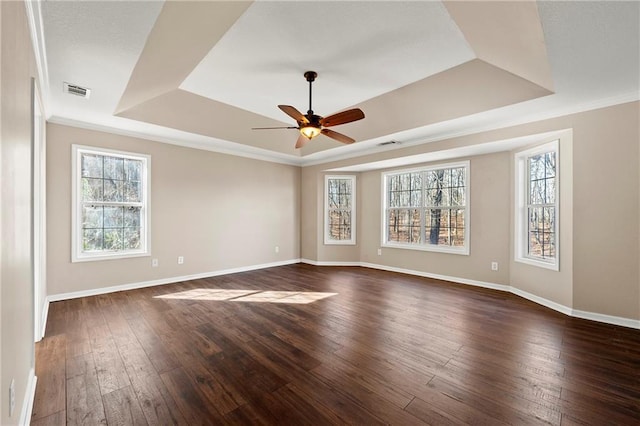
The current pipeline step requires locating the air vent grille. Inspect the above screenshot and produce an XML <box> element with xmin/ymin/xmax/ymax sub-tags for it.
<box><xmin>63</xmin><ymin>82</ymin><xmax>91</xmax><ymax>99</ymax></box>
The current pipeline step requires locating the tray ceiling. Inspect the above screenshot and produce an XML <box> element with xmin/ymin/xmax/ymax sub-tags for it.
<box><xmin>39</xmin><ymin>1</ymin><xmax>639</xmax><ymax>165</ymax></box>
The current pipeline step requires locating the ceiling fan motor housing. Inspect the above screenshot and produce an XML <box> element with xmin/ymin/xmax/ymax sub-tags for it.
<box><xmin>302</xmin><ymin>114</ymin><xmax>322</xmax><ymax>126</ymax></box>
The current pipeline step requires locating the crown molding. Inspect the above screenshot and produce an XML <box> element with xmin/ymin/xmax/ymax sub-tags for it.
<box><xmin>300</xmin><ymin>91</ymin><xmax>640</xmax><ymax>168</ymax></box>
<box><xmin>48</xmin><ymin>91</ymin><xmax>638</xmax><ymax>170</ymax></box>
<box><xmin>48</xmin><ymin>116</ymin><xmax>303</xmax><ymax>166</ymax></box>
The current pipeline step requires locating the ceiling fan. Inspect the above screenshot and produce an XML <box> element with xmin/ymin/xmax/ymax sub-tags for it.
<box><xmin>252</xmin><ymin>71</ymin><xmax>365</xmax><ymax>149</ymax></box>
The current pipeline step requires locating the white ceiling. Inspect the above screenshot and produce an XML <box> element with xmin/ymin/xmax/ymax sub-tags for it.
<box><xmin>180</xmin><ymin>1</ymin><xmax>475</xmax><ymax>122</ymax></box>
<box><xmin>38</xmin><ymin>1</ymin><xmax>639</xmax><ymax>167</ymax></box>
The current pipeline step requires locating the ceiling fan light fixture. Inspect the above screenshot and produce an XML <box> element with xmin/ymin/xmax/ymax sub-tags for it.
<box><xmin>300</xmin><ymin>124</ymin><xmax>321</xmax><ymax>140</ymax></box>
<box><xmin>253</xmin><ymin>71</ymin><xmax>365</xmax><ymax>148</ymax></box>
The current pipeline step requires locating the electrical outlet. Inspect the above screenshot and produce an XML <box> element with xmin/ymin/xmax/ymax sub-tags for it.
<box><xmin>9</xmin><ymin>379</ymin><xmax>15</xmax><ymax>417</ymax></box>
<box><xmin>377</xmin><ymin>248</ymin><xmax>382</xmax><ymax>256</ymax></box>
<box><xmin>491</xmin><ymin>261</ymin><xmax>499</xmax><ymax>271</ymax></box>
<box><xmin>177</xmin><ymin>256</ymin><xmax>184</xmax><ymax>264</ymax></box>
<box><xmin>275</xmin><ymin>246</ymin><xmax>279</xmax><ymax>253</ymax></box>
<box><xmin>152</xmin><ymin>258</ymin><xmax>158</xmax><ymax>267</ymax></box>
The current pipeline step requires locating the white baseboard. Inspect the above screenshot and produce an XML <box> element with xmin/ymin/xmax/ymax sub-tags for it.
<box><xmin>47</xmin><ymin>258</ymin><xmax>639</xmax><ymax>330</ymax></box>
<box><xmin>19</xmin><ymin>369</ymin><xmax>37</xmax><ymax>426</ymax></box>
<box><xmin>360</xmin><ymin>262</ymin><xmax>511</xmax><ymax>292</ymax></box>
<box><xmin>509</xmin><ymin>286</ymin><xmax>574</xmax><ymax>316</ymax></box>
<box><xmin>300</xmin><ymin>258</ymin><xmax>360</xmax><ymax>267</ymax></box>
<box><xmin>47</xmin><ymin>258</ymin><xmax>301</xmax><ymax>302</ymax></box>
<box><xmin>302</xmin><ymin>259</ymin><xmax>639</xmax><ymax>330</ymax></box>
<box><xmin>38</xmin><ymin>299</ymin><xmax>49</xmax><ymax>342</ymax></box>
<box><xmin>572</xmin><ymin>309</ymin><xmax>640</xmax><ymax>329</ymax></box>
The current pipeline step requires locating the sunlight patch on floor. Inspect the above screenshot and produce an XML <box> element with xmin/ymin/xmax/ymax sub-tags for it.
<box><xmin>154</xmin><ymin>288</ymin><xmax>337</xmax><ymax>304</ymax></box>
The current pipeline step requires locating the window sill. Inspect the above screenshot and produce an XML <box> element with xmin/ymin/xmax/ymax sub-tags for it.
<box><xmin>515</xmin><ymin>256</ymin><xmax>559</xmax><ymax>271</ymax></box>
<box><xmin>324</xmin><ymin>241</ymin><xmax>356</xmax><ymax>246</ymax></box>
<box><xmin>72</xmin><ymin>251</ymin><xmax>150</xmax><ymax>263</ymax></box>
<box><xmin>382</xmin><ymin>242</ymin><xmax>469</xmax><ymax>255</ymax></box>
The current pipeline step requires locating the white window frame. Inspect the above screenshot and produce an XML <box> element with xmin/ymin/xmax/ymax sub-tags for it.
<box><xmin>324</xmin><ymin>175</ymin><xmax>356</xmax><ymax>245</ymax></box>
<box><xmin>514</xmin><ymin>140</ymin><xmax>559</xmax><ymax>271</ymax></box>
<box><xmin>381</xmin><ymin>161</ymin><xmax>470</xmax><ymax>255</ymax></box>
<box><xmin>72</xmin><ymin>145</ymin><xmax>151</xmax><ymax>262</ymax></box>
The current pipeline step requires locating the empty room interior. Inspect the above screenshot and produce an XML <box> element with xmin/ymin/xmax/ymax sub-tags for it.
<box><xmin>2</xmin><ymin>0</ymin><xmax>639</xmax><ymax>425</ymax></box>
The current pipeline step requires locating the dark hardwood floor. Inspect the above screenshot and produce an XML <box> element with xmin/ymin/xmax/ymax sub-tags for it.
<box><xmin>32</xmin><ymin>264</ymin><xmax>640</xmax><ymax>425</ymax></box>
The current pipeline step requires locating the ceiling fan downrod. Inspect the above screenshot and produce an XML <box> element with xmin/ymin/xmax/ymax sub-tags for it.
<box><xmin>304</xmin><ymin>71</ymin><xmax>317</xmax><ymax>116</ymax></box>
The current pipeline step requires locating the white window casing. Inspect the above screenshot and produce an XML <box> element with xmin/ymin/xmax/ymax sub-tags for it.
<box><xmin>514</xmin><ymin>140</ymin><xmax>559</xmax><ymax>271</ymax></box>
<box><xmin>382</xmin><ymin>161</ymin><xmax>470</xmax><ymax>255</ymax></box>
<box><xmin>72</xmin><ymin>145</ymin><xmax>150</xmax><ymax>262</ymax></box>
<box><xmin>324</xmin><ymin>175</ymin><xmax>356</xmax><ymax>245</ymax></box>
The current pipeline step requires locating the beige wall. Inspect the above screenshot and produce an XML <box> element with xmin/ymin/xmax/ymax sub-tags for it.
<box><xmin>47</xmin><ymin>123</ymin><xmax>300</xmax><ymax>296</ymax></box>
<box><xmin>300</xmin><ymin>102</ymin><xmax>640</xmax><ymax>321</ymax></box>
<box><xmin>355</xmin><ymin>152</ymin><xmax>511</xmax><ymax>285</ymax></box>
<box><xmin>572</xmin><ymin>104</ymin><xmax>639</xmax><ymax>318</ymax></box>
<box><xmin>300</xmin><ymin>166</ymin><xmax>319</xmax><ymax>261</ymax></box>
<box><xmin>1</xmin><ymin>2</ymin><xmax>36</xmax><ymax>424</ymax></box>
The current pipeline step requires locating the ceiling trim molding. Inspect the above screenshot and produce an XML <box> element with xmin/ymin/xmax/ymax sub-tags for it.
<box><xmin>47</xmin><ymin>116</ymin><xmax>302</xmax><ymax>167</ymax></box>
<box><xmin>47</xmin><ymin>90</ymin><xmax>638</xmax><ymax>170</ymax></box>
<box><xmin>24</xmin><ymin>0</ymin><xmax>51</xmax><ymax>118</ymax></box>
<box><xmin>325</xmin><ymin>129</ymin><xmax>571</xmax><ymax>173</ymax></box>
<box><xmin>299</xmin><ymin>91</ymin><xmax>640</xmax><ymax>168</ymax></box>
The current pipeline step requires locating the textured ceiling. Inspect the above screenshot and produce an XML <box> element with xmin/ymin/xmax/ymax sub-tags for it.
<box><xmin>39</xmin><ymin>1</ymin><xmax>639</xmax><ymax>166</ymax></box>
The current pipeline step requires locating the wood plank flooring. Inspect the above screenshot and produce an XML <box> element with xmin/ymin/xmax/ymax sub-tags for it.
<box><xmin>32</xmin><ymin>264</ymin><xmax>640</xmax><ymax>425</ymax></box>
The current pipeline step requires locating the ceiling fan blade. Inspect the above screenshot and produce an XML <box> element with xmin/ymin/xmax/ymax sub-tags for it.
<box><xmin>295</xmin><ymin>134</ymin><xmax>309</xmax><ymax>149</ymax></box>
<box><xmin>278</xmin><ymin>105</ymin><xmax>308</xmax><ymax>124</ymax></box>
<box><xmin>321</xmin><ymin>108</ymin><xmax>365</xmax><ymax>127</ymax></box>
<box><xmin>321</xmin><ymin>128</ymin><xmax>355</xmax><ymax>144</ymax></box>
<box><xmin>251</xmin><ymin>126</ymin><xmax>298</xmax><ymax>130</ymax></box>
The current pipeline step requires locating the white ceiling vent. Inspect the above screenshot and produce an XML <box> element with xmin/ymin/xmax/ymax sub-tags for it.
<box><xmin>63</xmin><ymin>82</ymin><xmax>91</xmax><ymax>99</ymax></box>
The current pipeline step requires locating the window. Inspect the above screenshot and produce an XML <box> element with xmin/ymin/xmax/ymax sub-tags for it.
<box><xmin>382</xmin><ymin>161</ymin><xmax>469</xmax><ymax>254</ymax></box>
<box><xmin>324</xmin><ymin>175</ymin><xmax>356</xmax><ymax>245</ymax></box>
<box><xmin>515</xmin><ymin>140</ymin><xmax>559</xmax><ymax>270</ymax></box>
<box><xmin>72</xmin><ymin>145</ymin><xmax>150</xmax><ymax>262</ymax></box>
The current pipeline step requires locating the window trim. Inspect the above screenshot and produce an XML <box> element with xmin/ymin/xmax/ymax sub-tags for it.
<box><xmin>381</xmin><ymin>161</ymin><xmax>470</xmax><ymax>255</ymax></box>
<box><xmin>324</xmin><ymin>175</ymin><xmax>356</xmax><ymax>245</ymax></box>
<box><xmin>71</xmin><ymin>144</ymin><xmax>151</xmax><ymax>262</ymax></box>
<box><xmin>514</xmin><ymin>139</ymin><xmax>559</xmax><ymax>271</ymax></box>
